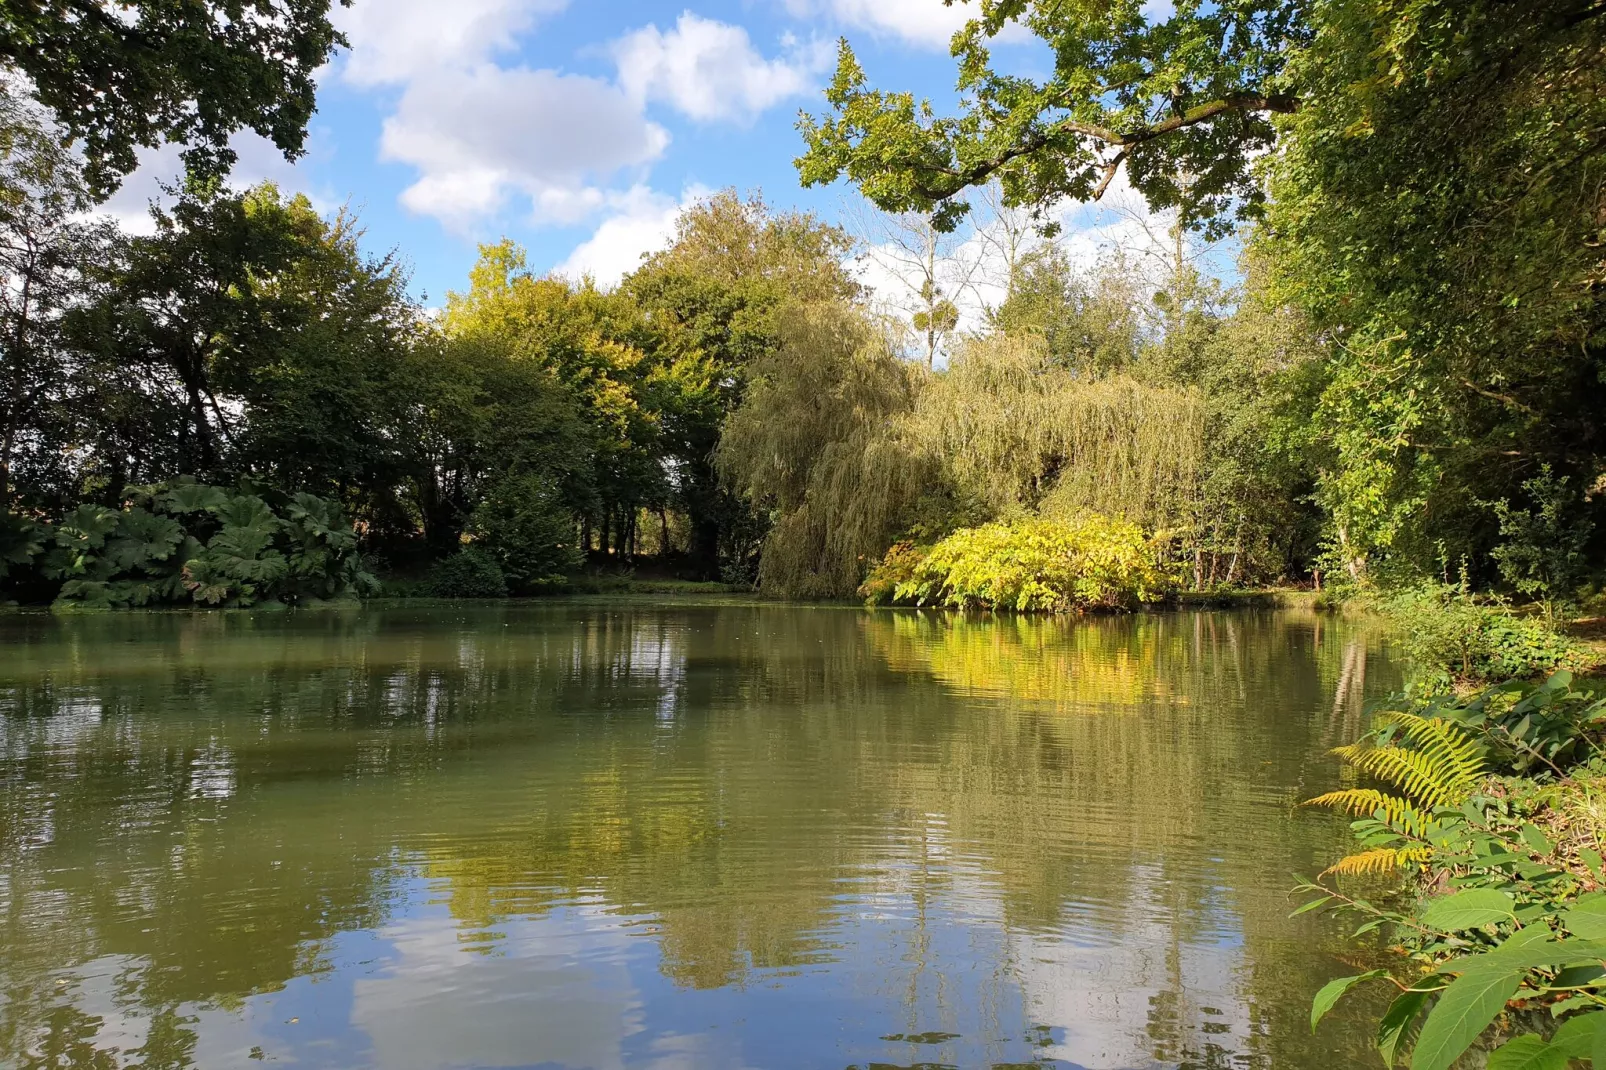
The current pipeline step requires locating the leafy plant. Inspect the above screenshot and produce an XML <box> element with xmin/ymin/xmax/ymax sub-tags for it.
<box><xmin>888</xmin><ymin>515</ymin><xmax>1174</xmax><ymax>613</ymax></box>
<box><xmin>1306</xmin><ymin>711</ymin><xmax>1488</xmax><ymax>876</ymax></box>
<box><xmin>427</xmin><ymin>547</ymin><xmax>509</xmax><ymax>599</ymax></box>
<box><xmin>1378</xmin><ymin>584</ymin><xmax>1592</xmax><ymax>686</ymax></box>
<box><xmin>1302</xmin><ymin>672</ymin><xmax>1606</xmax><ymax>1068</ymax></box>
<box><xmin>1489</xmin><ymin>467</ymin><xmax>1596</xmax><ymax>626</ymax></box>
<box><xmin>858</xmin><ymin>541</ymin><xmax>927</xmax><ymax>606</ymax></box>
<box><xmin>468</xmin><ymin>472</ymin><xmax>578</xmax><ymax>592</ymax></box>
<box><xmin>1</xmin><ymin>480</ymin><xmax>375</xmax><ymax>608</ymax></box>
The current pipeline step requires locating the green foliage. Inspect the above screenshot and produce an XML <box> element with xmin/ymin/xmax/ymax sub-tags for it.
<box><xmin>1432</xmin><ymin>672</ymin><xmax>1606</xmax><ymax>779</ymax></box>
<box><xmin>888</xmin><ymin>516</ymin><xmax>1174</xmax><ymax>613</ymax></box>
<box><xmin>1262</xmin><ymin>0</ymin><xmax>1606</xmax><ymax>578</ymax></box>
<box><xmin>1377</xmin><ymin>585</ymin><xmax>1592</xmax><ymax>687</ymax></box>
<box><xmin>0</xmin><ymin>481</ymin><xmax>373</xmax><ymax>608</ymax></box>
<box><xmin>795</xmin><ymin>4</ymin><xmax>1300</xmax><ymax>234</ymax></box>
<box><xmin>1490</xmin><ymin>468</ymin><xmax>1596</xmax><ymax>625</ymax></box>
<box><xmin>426</xmin><ymin>548</ymin><xmax>509</xmax><ymax>599</ymax></box>
<box><xmin>799</xmin><ymin>0</ymin><xmax>1606</xmax><ymax>587</ymax></box>
<box><xmin>1305</xmin><ymin>710</ymin><xmax>1486</xmax><ymax>876</ymax></box>
<box><xmin>907</xmin><ymin>334</ymin><xmax>1206</xmax><ymax>531</ymax></box>
<box><xmin>1301</xmin><ymin>671</ymin><xmax>1606</xmax><ymax>1068</ymax></box>
<box><xmin>858</xmin><ymin>541</ymin><xmax>927</xmax><ymax>606</ymax></box>
<box><xmin>717</xmin><ymin>301</ymin><xmax>926</xmax><ymax>599</ymax></box>
<box><xmin>0</xmin><ymin>0</ymin><xmax>347</xmax><ymax>197</ymax></box>
<box><xmin>467</xmin><ymin>473</ymin><xmax>579</xmax><ymax>592</ymax></box>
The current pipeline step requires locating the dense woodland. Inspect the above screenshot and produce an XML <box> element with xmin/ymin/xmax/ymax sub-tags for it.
<box><xmin>0</xmin><ymin>0</ymin><xmax>1603</xmax><ymax>613</ymax></box>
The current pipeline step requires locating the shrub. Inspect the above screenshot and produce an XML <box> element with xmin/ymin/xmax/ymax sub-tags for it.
<box><xmin>888</xmin><ymin>515</ymin><xmax>1174</xmax><ymax>612</ymax></box>
<box><xmin>1488</xmin><ymin>465</ymin><xmax>1595</xmax><ymax>624</ymax></box>
<box><xmin>858</xmin><ymin>540</ymin><xmax>927</xmax><ymax>605</ymax></box>
<box><xmin>427</xmin><ymin>548</ymin><xmax>509</xmax><ymax>599</ymax></box>
<box><xmin>0</xmin><ymin>480</ymin><xmax>377</xmax><ymax>608</ymax></box>
<box><xmin>468</xmin><ymin>473</ymin><xmax>578</xmax><ymax>591</ymax></box>
<box><xmin>1378</xmin><ymin>584</ymin><xmax>1592</xmax><ymax>686</ymax></box>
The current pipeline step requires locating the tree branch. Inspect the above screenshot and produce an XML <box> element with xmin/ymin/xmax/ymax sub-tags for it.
<box><xmin>914</xmin><ymin>92</ymin><xmax>1299</xmax><ymax>202</ymax></box>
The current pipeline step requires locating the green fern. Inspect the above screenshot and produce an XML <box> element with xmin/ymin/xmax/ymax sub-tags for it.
<box><xmin>1306</xmin><ymin>712</ymin><xmax>1487</xmax><ymax>877</ymax></box>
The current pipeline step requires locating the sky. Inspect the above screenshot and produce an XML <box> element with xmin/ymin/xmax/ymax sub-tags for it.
<box><xmin>99</xmin><ymin>0</ymin><xmax>1189</xmax><ymax>315</ymax></box>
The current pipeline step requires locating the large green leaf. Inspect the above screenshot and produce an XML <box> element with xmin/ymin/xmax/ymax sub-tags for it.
<box><xmin>1565</xmin><ymin>893</ymin><xmax>1606</xmax><ymax>940</ymax></box>
<box><xmin>1486</xmin><ymin>1035</ymin><xmax>1568</xmax><ymax>1070</ymax></box>
<box><xmin>1378</xmin><ymin>987</ymin><xmax>1434</xmax><ymax>1068</ymax></box>
<box><xmin>1421</xmin><ymin>889</ymin><xmax>1516</xmax><ymax>931</ymax></box>
<box><xmin>1547</xmin><ymin>1011</ymin><xmax>1606</xmax><ymax>1060</ymax></box>
<box><xmin>157</xmin><ymin>482</ymin><xmax>229</xmax><ymax>515</ymax></box>
<box><xmin>1310</xmin><ymin>970</ymin><xmax>1389</xmax><ymax>1032</ymax></box>
<box><xmin>103</xmin><ymin>509</ymin><xmax>184</xmax><ymax>572</ymax></box>
<box><xmin>1409</xmin><ymin>964</ymin><xmax>1525</xmax><ymax>1070</ymax></box>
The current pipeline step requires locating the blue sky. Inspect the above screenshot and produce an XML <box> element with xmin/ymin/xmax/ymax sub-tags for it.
<box><xmin>103</xmin><ymin>0</ymin><xmax>1036</xmax><ymax>304</ymax></box>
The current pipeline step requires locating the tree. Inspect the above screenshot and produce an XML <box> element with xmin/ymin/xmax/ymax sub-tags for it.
<box><xmin>623</xmin><ymin>190</ymin><xmax>860</xmax><ymax>578</ymax></box>
<box><xmin>847</xmin><ymin>202</ymin><xmax>978</xmax><ymax>367</ymax></box>
<box><xmin>1261</xmin><ymin>0</ymin><xmax>1606</xmax><ymax>580</ymax></box>
<box><xmin>798</xmin><ymin>0</ymin><xmax>1606</xmax><ymax>586</ymax></box>
<box><xmin>717</xmin><ymin>301</ymin><xmax>925</xmax><ymax>597</ymax></box>
<box><xmin>441</xmin><ymin>241</ymin><xmax>663</xmax><ymax>562</ymax></box>
<box><xmin>0</xmin><ymin>88</ymin><xmax>115</xmax><ymax>507</ymax></box>
<box><xmin>796</xmin><ymin>2</ymin><xmax>1303</xmax><ymax>235</ymax></box>
<box><xmin>0</xmin><ymin>0</ymin><xmax>349</xmax><ymax>197</ymax></box>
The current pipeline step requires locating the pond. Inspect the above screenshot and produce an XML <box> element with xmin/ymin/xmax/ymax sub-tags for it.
<box><xmin>0</xmin><ymin>602</ymin><xmax>1396</xmax><ymax>1070</ymax></box>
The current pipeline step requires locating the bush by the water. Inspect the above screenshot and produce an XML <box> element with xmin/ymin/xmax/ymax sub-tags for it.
<box><xmin>427</xmin><ymin>548</ymin><xmax>509</xmax><ymax>598</ymax></box>
<box><xmin>0</xmin><ymin>480</ymin><xmax>376</xmax><ymax>608</ymax></box>
<box><xmin>871</xmin><ymin>516</ymin><xmax>1173</xmax><ymax>612</ymax></box>
<box><xmin>468</xmin><ymin>473</ymin><xmax>579</xmax><ymax>592</ymax></box>
<box><xmin>1377</xmin><ymin>583</ymin><xmax>1594</xmax><ymax>685</ymax></box>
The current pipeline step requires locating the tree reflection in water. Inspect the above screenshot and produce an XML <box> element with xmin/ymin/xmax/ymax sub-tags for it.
<box><xmin>0</xmin><ymin>604</ymin><xmax>1391</xmax><ymax>1069</ymax></box>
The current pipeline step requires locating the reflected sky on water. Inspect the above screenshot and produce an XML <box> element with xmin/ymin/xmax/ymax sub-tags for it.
<box><xmin>0</xmin><ymin>603</ymin><xmax>1395</xmax><ymax>1069</ymax></box>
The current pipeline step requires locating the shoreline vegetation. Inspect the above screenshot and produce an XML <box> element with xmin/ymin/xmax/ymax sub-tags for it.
<box><xmin>0</xmin><ymin>1</ymin><xmax>1604</xmax><ymax>1067</ymax></box>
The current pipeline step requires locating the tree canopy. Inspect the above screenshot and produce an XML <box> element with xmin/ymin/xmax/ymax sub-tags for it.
<box><xmin>0</xmin><ymin>0</ymin><xmax>348</xmax><ymax>196</ymax></box>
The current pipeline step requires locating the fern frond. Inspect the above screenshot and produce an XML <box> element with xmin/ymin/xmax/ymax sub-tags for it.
<box><xmin>1330</xmin><ymin>715</ymin><xmax>1485</xmax><ymax>809</ymax></box>
<box><xmin>1304</xmin><ymin>789</ymin><xmax>1434</xmax><ymax>832</ymax></box>
<box><xmin>1321</xmin><ymin>846</ymin><xmax>1432</xmax><ymax>878</ymax></box>
<box><xmin>1375</xmin><ymin>713</ymin><xmax>1485</xmax><ymax>788</ymax></box>
<box><xmin>1305</xmin><ymin>788</ymin><xmax>1395</xmax><ymax>817</ymax></box>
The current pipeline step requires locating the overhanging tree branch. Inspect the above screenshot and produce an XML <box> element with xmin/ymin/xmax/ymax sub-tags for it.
<box><xmin>913</xmin><ymin>93</ymin><xmax>1299</xmax><ymax>201</ymax></box>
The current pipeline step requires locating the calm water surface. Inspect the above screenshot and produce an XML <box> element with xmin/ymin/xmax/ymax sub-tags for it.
<box><xmin>0</xmin><ymin>603</ymin><xmax>1396</xmax><ymax>1069</ymax></box>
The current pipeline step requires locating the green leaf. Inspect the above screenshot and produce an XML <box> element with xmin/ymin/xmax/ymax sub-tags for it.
<box><xmin>1410</xmin><ymin>964</ymin><xmax>1525</xmax><ymax>1070</ymax></box>
<box><xmin>1378</xmin><ymin>988</ymin><xmax>1433</xmax><ymax>1068</ymax></box>
<box><xmin>1486</xmin><ymin>1034</ymin><xmax>1567</xmax><ymax>1070</ymax></box>
<box><xmin>1311</xmin><ymin>970</ymin><xmax>1388</xmax><ymax>1032</ymax></box>
<box><xmin>1547</xmin><ymin>1011</ymin><xmax>1606</xmax><ymax>1059</ymax></box>
<box><xmin>1291</xmin><ymin>896</ymin><xmax>1332</xmax><ymax>917</ymax></box>
<box><xmin>1566</xmin><ymin>893</ymin><xmax>1606</xmax><ymax>939</ymax></box>
<box><xmin>1421</xmin><ymin>889</ymin><xmax>1516</xmax><ymax>931</ymax></box>
<box><xmin>1521</xmin><ymin>825</ymin><xmax>1554</xmax><ymax>855</ymax></box>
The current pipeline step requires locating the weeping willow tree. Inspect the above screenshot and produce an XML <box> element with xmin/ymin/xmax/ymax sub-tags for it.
<box><xmin>904</xmin><ymin>334</ymin><xmax>1205</xmax><ymax>530</ymax></box>
<box><xmin>717</xmin><ymin>302</ymin><xmax>929</xmax><ymax>598</ymax></box>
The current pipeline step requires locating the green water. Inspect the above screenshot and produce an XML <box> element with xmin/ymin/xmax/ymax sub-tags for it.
<box><xmin>0</xmin><ymin>603</ymin><xmax>1396</xmax><ymax>1069</ymax></box>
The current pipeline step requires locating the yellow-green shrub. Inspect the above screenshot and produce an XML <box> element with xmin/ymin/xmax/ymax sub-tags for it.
<box><xmin>857</xmin><ymin>540</ymin><xmax>928</xmax><ymax>605</ymax></box>
<box><xmin>887</xmin><ymin>516</ymin><xmax>1174</xmax><ymax>612</ymax></box>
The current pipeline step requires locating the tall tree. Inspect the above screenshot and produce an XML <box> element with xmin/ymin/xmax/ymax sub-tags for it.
<box><xmin>0</xmin><ymin>0</ymin><xmax>349</xmax><ymax>197</ymax></box>
<box><xmin>623</xmin><ymin>190</ymin><xmax>860</xmax><ymax>578</ymax></box>
<box><xmin>0</xmin><ymin>88</ymin><xmax>115</xmax><ymax>507</ymax></box>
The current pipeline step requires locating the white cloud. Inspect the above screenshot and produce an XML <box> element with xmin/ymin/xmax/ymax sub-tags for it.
<box><xmin>614</xmin><ymin>13</ymin><xmax>828</xmax><ymax>123</ymax></box>
<box><xmin>556</xmin><ymin>184</ymin><xmax>711</xmax><ymax>287</ymax></box>
<box><xmin>380</xmin><ymin>65</ymin><xmax>669</xmax><ymax>231</ymax></box>
<box><xmin>334</xmin><ymin>0</ymin><xmax>569</xmax><ymax>87</ymax></box>
<box><xmin>782</xmin><ymin>0</ymin><xmax>988</xmax><ymax>51</ymax></box>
